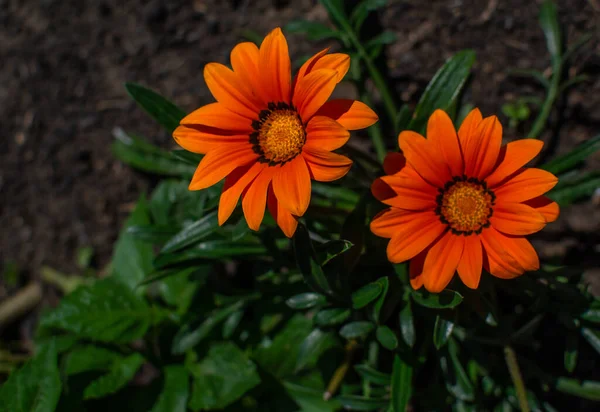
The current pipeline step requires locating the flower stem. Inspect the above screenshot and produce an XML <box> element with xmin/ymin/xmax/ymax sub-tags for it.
<box><xmin>324</xmin><ymin>340</ymin><xmax>358</xmax><ymax>400</ymax></box>
<box><xmin>527</xmin><ymin>65</ymin><xmax>561</xmax><ymax>139</ymax></box>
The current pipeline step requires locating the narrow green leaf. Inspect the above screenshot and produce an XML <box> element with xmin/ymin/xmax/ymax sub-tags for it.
<box><xmin>283</xmin><ymin>380</ymin><xmax>341</xmax><ymax>412</ymax></box>
<box><xmin>507</xmin><ymin>69</ymin><xmax>550</xmax><ymax>89</ymax></box>
<box><xmin>222</xmin><ymin>310</ymin><xmax>244</xmax><ymax>339</ymax></box>
<box><xmin>125</xmin><ymin>82</ymin><xmax>186</xmax><ymax>133</ymax></box>
<box><xmin>433</xmin><ymin>316</ymin><xmax>455</xmax><ymax>349</ymax></box>
<box><xmin>354</xmin><ymin>364</ymin><xmax>391</xmax><ymax>385</ymax></box>
<box><xmin>555</xmin><ymin>377</ymin><xmax>600</xmax><ymax>401</ymax></box>
<box><xmin>538</xmin><ymin>0</ymin><xmax>562</xmax><ymax>66</ymax></box>
<box><xmin>336</xmin><ymin>395</ymin><xmax>390</xmax><ymax>410</ymax></box>
<box><xmin>160</xmin><ymin>211</ymin><xmax>219</xmax><ymax>254</ymax></box>
<box><xmin>548</xmin><ymin>173</ymin><xmax>600</xmax><ymax>206</ymax></box>
<box><xmin>286</xmin><ymin>293</ymin><xmax>327</xmax><ymax>310</ymax></box>
<box><xmin>39</xmin><ymin>278</ymin><xmax>154</xmax><ymax>343</ymax></box>
<box><xmin>170</xmin><ymin>150</ymin><xmax>202</xmax><ymax>165</ymax></box>
<box><xmin>285</xmin><ymin>20</ymin><xmax>341</xmax><ymax>41</ymax></box>
<box><xmin>320</xmin><ymin>0</ymin><xmax>348</xmax><ymax>27</ymax></box>
<box><xmin>581</xmin><ymin>308</ymin><xmax>600</xmax><ymax>323</ymax></box>
<box><xmin>564</xmin><ymin>332</ymin><xmax>578</xmax><ymax>373</ymax></box>
<box><xmin>412</xmin><ymin>289</ymin><xmax>463</xmax><ymax>309</ymax></box>
<box><xmin>150</xmin><ymin>366</ymin><xmax>189</xmax><ymax>412</ymax></box>
<box><xmin>316</xmin><ymin>240</ymin><xmax>354</xmax><ymax>266</ymax></box>
<box><xmin>127</xmin><ymin>224</ymin><xmax>180</xmax><ymax>244</ymax></box>
<box><xmin>440</xmin><ymin>339</ymin><xmax>475</xmax><ymax>401</ymax></box>
<box><xmin>581</xmin><ymin>327</ymin><xmax>600</xmax><ymax>355</ymax></box>
<box><xmin>352</xmin><ymin>281</ymin><xmax>383</xmax><ymax>309</ymax></box>
<box><xmin>350</xmin><ymin>0</ymin><xmax>387</xmax><ymax>30</ymax></box>
<box><xmin>314</xmin><ymin>308</ymin><xmax>351</xmax><ymax>327</ymax></box>
<box><xmin>407</xmin><ymin>50</ymin><xmax>476</xmax><ymax>134</ymax></box>
<box><xmin>372</xmin><ymin>277</ymin><xmax>389</xmax><ymax>323</ymax></box>
<box><xmin>155</xmin><ymin>240</ymin><xmax>266</xmax><ymax>268</ymax></box>
<box><xmin>339</xmin><ymin>321</ymin><xmax>374</xmax><ymax>339</ymax></box>
<box><xmin>188</xmin><ymin>343</ymin><xmax>260</xmax><ymax>411</ymax></box>
<box><xmin>376</xmin><ymin>325</ymin><xmax>398</xmax><ymax>350</ymax></box>
<box><xmin>541</xmin><ymin>135</ymin><xmax>600</xmax><ymax>175</ymax></box>
<box><xmin>391</xmin><ymin>355</ymin><xmax>412</xmax><ymax>412</ymax></box>
<box><xmin>399</xmin><ymin>298</ymin><xmax>416</xmax><ymax>347</ymax></box>
<box><xmin>365</xmin><ymin>31</ymin><xmax>397</xmax><ymax>49</ymax></box>
<box><xmin>0</xmin><ymin>340</ymin><xmax>61</xmax><ymax>412</ymax></box>
<box><xmin>83</xmin><ymin>353</ymin><xmax>145</xmax><ymax>400</ymax></box>
<box><xmin>294</xmin><ymin>224</ymin><xmax>332</xmax><ymax>295</ymax></box>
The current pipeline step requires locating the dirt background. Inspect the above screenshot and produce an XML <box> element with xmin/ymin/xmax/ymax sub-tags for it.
<box><xmin>1</xmin><ymin>0</ymin><xmax>599</xmax><ymax>292</ymax></box>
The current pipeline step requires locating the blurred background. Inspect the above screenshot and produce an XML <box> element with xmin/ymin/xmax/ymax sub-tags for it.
<box><xmin>1</xmin><ymin>0</ymin><xmax>599</xmax><ymax>290</ymax></box>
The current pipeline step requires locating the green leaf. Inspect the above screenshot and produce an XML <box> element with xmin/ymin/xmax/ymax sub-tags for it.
<box><xmin>151</xmin><ymin>366</ymin><xmax>189</xmax><ymax>412</ymax></box>
<box><xmin>354</xmin><ymin>364</ymin><xmax>391</xmax><ymax>386</ymax></box>
<box><xmin>581</xmin><ymin>327</ymin><xmax>600</xmax><ymax>355</ymax></box>
<box><xmin>320</xmin><ymin>0</ymin><xmax>348</xmax><ymax>27</ymax></box>
<box><xmin>391</xmin><ymin>355</ymin><xmax>412</xmax><ymax>412</ymax></box>
<box><xmin>339</xmin><ymin>321</ymin><xmax>374</xmax><ymax>339</ymax></box>
<box><xmin>155</xmin><ymin>240</ymin><xmax>266</xmax><ymax>268</ymax></box>
<box><xmin>440</xmin><ymin>339</ymin><xmax>475</xmax><ymax>401</ymax></box>
<box><xmin>352</xmin><ymin>281</ymin><xmax>383</xmax><ymax>309</ymax></box>
<box><xmin>188</xmin><ymin>343</ymin><xmax>260</xmax><ymax>411</ymax></box>
<box><xmin>294</xmin><ymin>224</ymin><xmax>332</xmax><ymax>295</ymax></box>
<box><xmin>171</xmin><ymin>150</ymin><xmax>203</xmax><ymax>165</ymax></box>
<box><xmin>507</xmin><ymin>69</ymin><xmax>550</xmax><ymax>89</ymax></box>
<box><xmin>433</xmin><ymin>316</ymin><xmax>455</xmax><ymax>349</ymax></box>
<box><xmin>172</xmin><ymin>299</ymin><xmax>247</xmax><ymax>354</ymax></box>
<box><xmin>372</xmin><ymin>277</ymin><xmax>389</xmax><ymax>323</ymax></box>
<box><xmin>160</xmin><ymin>211</ymin><xmax>220</xmax><ymax>254</ymax></box>
<box><xmin>376</xmin><ymin>325</ymin><xmax>398</xmax><ymax>350</ymax></box>
<box><xmin>564</xmin><ymin>332</ymin><xmax>578</xmax><ymax>373</ymax></box>
<box><xmin>111</xmin><ymin>194</ymin><xmax>154</xmax><ymax>290</ymax></box>
<box><xmin>222</xmin><ymin>310</ymin><xmax>244</xmax><ymax>339</ymax></box>
<box><xmin>399</xmin><ymin>298</ymin><xmax>416</xmax><ymax>347</ymax></box>
<box><xmin>125</xmin><ymin>82</ymin><xmax>186</xmax><ymax>133</ymax></box>
<box><xmin>555</xmin><ymin>378</ymin><xmax>600</xmax><ymax>401</ymax></box>
<box><xmin>336</xmin><ymin>395</ymin><xmax>390</xmax><ymax>410</ymax></box>
<box><xmin>0</xmin><ymin>340</ymin><xmax>61</xmax><ymax>412</ymax></box>
<box><xmin>286</xmin><ymin>293</ymin><xmax>327</xmax><ymax>310</ymax></box>
<box><xmin>538</xmin><ymin>0</ymin><xmax>561</xmax><ymax>67</ymax></box>
<box><xmin>365</xmin><ymin>31</ymin><xmax>397</xmax><ymax>49</ymax></box>
<box><xmin>83</xmin><ymin>353</ymin><xmax>145</xmax><ymax>400</ymax></box>
<box><xmin>350</xmin><ymin>0</ymin><xmax>387</xmax><ymax>30</ymax></box>
<box><xmin>39</xmin><ymin>278</ymin><xmax>155</xmax><ymax>343</ymax></box>
<box><xmin>407</xmin><ymin>50</ymin><xmax>476</xmax><ymax>134</ymax></box>
<box><xmin>541</xmin><ymin>135</ymin><xmax>600</xmax><ymax>175</ymax></box>
<box><xmin>412</xmin><ymin>289</ymin><xmax>463</xmax><ymax>309</ymax></box>
<box><xmin>285</xmin><ymin>20</ymin><xmax>341</xmax><ymax>41</ymax></box>
<box><xmin>284</xmin><ymin>380</ymin><xmax>340</xmax><ymax>412</ymax></box>
<box><xmin>314</xmin><ymin>308</ymin><xmax>351</xmax><ymax>327</ymax></box>
<box><xmin>64</xmin><ymin>345</ymin><xmax>124</xmax><ymax>376</ymax></box>
<box><xmin>296</xmin><ymin>329</ymin><xmax>338</xmax><ymax>372</ymax></box>
<box><xmin>316</xmin><ymin>240</ymin><xmax>354</xmax><ymax>266</ymax></box>
<box><xmin>127</xmin><ymin>224</ymin><xmax>180</xmax><ymax>244</ymax></box>
<box><xmin>158</xmin><ymin>266</ymin><xmax>206</xmax><ymax>312</ymax></box>
<box><xmin>548</xmin><ymin>173</ymin><xmax>600</xmax><ymax>206</ymax></box>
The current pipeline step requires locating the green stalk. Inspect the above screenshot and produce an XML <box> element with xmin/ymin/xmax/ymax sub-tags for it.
<box><xmin>360</xmin><ymin>92</ymin><xmax>387</xmax><ymax>163</ymax></box>
<box><xmin>527</xmin><ymin>65</ymin><xmax>561</xmax><ymax>138</ymax></box>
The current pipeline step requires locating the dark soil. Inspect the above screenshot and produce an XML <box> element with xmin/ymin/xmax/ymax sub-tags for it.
<box><xmin>1</xmin><ymin>0</ymin><xmax>599</xmax><ymax>291</ymax></box>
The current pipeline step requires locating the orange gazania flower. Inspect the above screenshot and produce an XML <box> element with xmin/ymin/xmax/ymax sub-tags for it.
<box><xmin>371</xmin><ymin>109</ymin><xmax>559</xmax><ymax>292</ymax></box>
<box><xmin>173</xmin><ymin>28</ymin><xmax>378</xmax><ymax>237</ymax></box>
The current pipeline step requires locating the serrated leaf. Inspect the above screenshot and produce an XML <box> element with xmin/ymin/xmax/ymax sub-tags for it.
<box><xmin>111</xmin><ymin>194</ymin><xmax>154</xmax><ymax>290</ymax></box>
<box><xmin>541</xmin><ymin>135</ymin><xmax>600</xmax><ymax>175</ymax></box>
<box><xmin>0</xmin><ymin>340</ymin><xmax>61</xmax><ymax>412</ymax></box>
<box><xmin>188</xmin><ymin>343</ymin><xmax>260</xmax><ymax>411</ymax></box>
<box><xmin>376</xmin><ymin>325</ymin><xmax>398</xmax><ymax>350</ymax></box>
<box><xmin>354</xmin><ymin>364</ymin><xmax>391</xmax><ymax>385</ymax></box>
<box><xmin>286</xmin><ymin>293</ymin><xmax>327</xmax><ymax>310</ymax></box>
<box><xmin>339</xmin><ymin>321</ymin><xmax>374</xmax><ymax>339</ymax></box>
<box><xmin>160</xmin><ymin>211</ymin><xmax>220</xmax><ymax>254</ymax></box>
<box><xmin>39</xmin><ymin>278</ymin><xmax>154</xmax><ymax>343</ymax></box>
<box><xmin>433</xmin><ymin>316</ymin><xmax>454</xmax><ymax>349</ymax></box>
<box><xmin>314</xmin><ymin>308</ymin><xmax>351</xmax><ymax>326</ymax></box>
<box><xmin>83</xmin><ymin>353</ymin><xmax>145</xmax><ymax>400</ymax></box>
<box><xmin>336</xmin><ymin>395</ymin><xmax>390</xmax><ymax>410</ymax></box>
<box><xmin>296</xmin><ymin>329</ymin><xmax>338</xmax><ymax>372</ymax></box>
<box><xmin>150</xmin><ymin>365</ymin><xmax>189</xmax><ymax>412</ymax></box>
<box><xmin>391</xmin><ymin>355</ymin><xmax>412</xmax><ymax>412</ymax></box>
<box><xmin>64</xmin><ymin>345</ymin><xmax>124</xmax><ymax>376</ymax></box>
<box><xmin>407</xmin><ymin>50</ymin><xmax>476</xmax><ymax>134</ymax></box>
<box><xmin>412</xmin><ymin>289</ymin><xmax>463</xmax><ymax>309</ymax></box>
<box><xmin>399</xmin><ymin>298</ymin><xmax>416</xmax><ymax>347</ymax></box>
<box><xmin>352</xmin><ymin>281</ymin><xmax>383</xmax><ymax>309</ymax></box>
<box><xmin>294</xmin><ymin>224</ymin><xmax>332</xmax><ymax>295</ymax></box>
<box><xmin>125</xmin><ymin>82</ymin><xmax>186</xmax><ymax>133</ymax></box>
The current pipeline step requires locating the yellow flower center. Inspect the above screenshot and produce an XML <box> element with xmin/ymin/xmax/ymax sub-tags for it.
<box><xmin>436</xmin><ymin>177</ymin><xmax>495</xmax><ymax>235</ymax></box>
<box><xmin>250</xmin><ymin>102</ymin><xmax>306</xmax><ymax>166</ymax></box>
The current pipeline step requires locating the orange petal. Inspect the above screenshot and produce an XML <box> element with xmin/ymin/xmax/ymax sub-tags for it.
<box><xmin>371</xmin><ymin>178</ymin><xmax>397</xmax><ymax>204</ymax></box>
<box><xmin>180</xmin><ymin>103</ymin><xmax>253</xmax><ymax>132</ymax></box>
<box><xmin>398</xmin><ymin>130</ymin><xmax>451</xmax><ymax>188</ymax></box>
<box><xmin>292</xmin><ymin>69</ymin><xmax>338</xmax><ymax>121</ymax></box>
<box><xmin>204</xmin><ymin>63</ymin><xmax>262</xmax><ymax>119</ymax></box>
<box><xmin>427</xmin><ymin>109</ymin><xmax>463</xmax><ymax>176</ymax></box>
<box><xmin>490</xmin><ymin>202</ymin><xmax>546</xmax><ymax>235</ymax></box>
<box><xmin>315</xmin><ymin>99</ymin><xmax>378</xmax><ymax>130</ymax></box>
<box><xmin>379</xmin><ymin>171</ymin><xmax>437</xmax><ymax>210</ymax></box>
<box><xmin>485</xmin><ymin>139</ymin><xmax>544</xmax><ymax>187</ymax></box>
<box><xmin>383</xmin><ymin>152</ymin><xmax>406</xmax><ymax>175</ymax></box>
<box><xmin>295</xmin><ymin>49</ymin><xmax>350</xmax><ymax>85</ymax></box>
<box><xmin>218</xmin><ymin>162</ymin><xmax>265</xmax><ymax>225</ymax></box>
<box><xmin>295</xmin><ymin>48</ymin><xmax>329</xmax><ymax>84</ymax></box>
<box><xmin>493</xmin><ymin>168</ymin><xmax>558</xmax><ymax>202</ymax></box>
<box><xmin>409</xmin><ymin>249</ymin><xmax>428</xmax><ymax>290</ymax></box>
<box><xmin>422</xmin><ymin>231</ymin><xmax>464</xmax><ymax>293</ymax></box>
<box><xmin>230</xmin><ymin>42</ymin><xmax>263</xmax><ymax>103</ymax></box>
<box><xmin>267</xmin><ymin>185</ymin><xmax>298</xmax><ymax>237</ymax></box>
<box><xmin>302</xmin><ymin>149</ymin><xmax>352</xmax><ymax>182</ymax></box>
<box><xmin>370</xmin><ymin>209</ymin><xmax>445</xmax><ymax>262</ymax></box>
<box><xmin>259</xmin><ymin>27</ymin><xmax>291</xmax><ymax>103</ymax></box>
<box><xmin>524</xmin><ymin>196</ymin><xmax>560</xmax><ymax>223</ymax></box>
<box><xmin>272</xmin><ymin>156</ymin><xmax>311</xmax><ymax>216</ymax></box>
<box><xmin>463</xmin><ymin>115</ymin><xmax>502</xmax><ymax>179</ymax></box>
<box><xmin>304</xmin><ymin>116</ymin><xmax>350</xmax><ymax>151</ymax></box>
<box><xmin>242</xmin><ymin>167</ymin><xmax>276</xmax><ymax>231</ymax></box>
<box><xmin>173</xmin><ymin>125</ymin><xmax>250</xmax><ymax>154</ymax></box>
<box><xmin>458</xmin><ymin>108</ymin><xmax>483</xmax><ymax>148</ymax></box>
<box><xmin>189</xmin><ymin>146</ymin><xmax>257</xmax><ymax>190</ymax></box>
<box><xmin>480</xmin><ymin>226</ymin><xmax>534</xmax><ymax>279</ymax></box>
<box><xmin>456</xmin><ymin>235</ymin><xmax>483</xmax><ymax>289</ymax></box>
